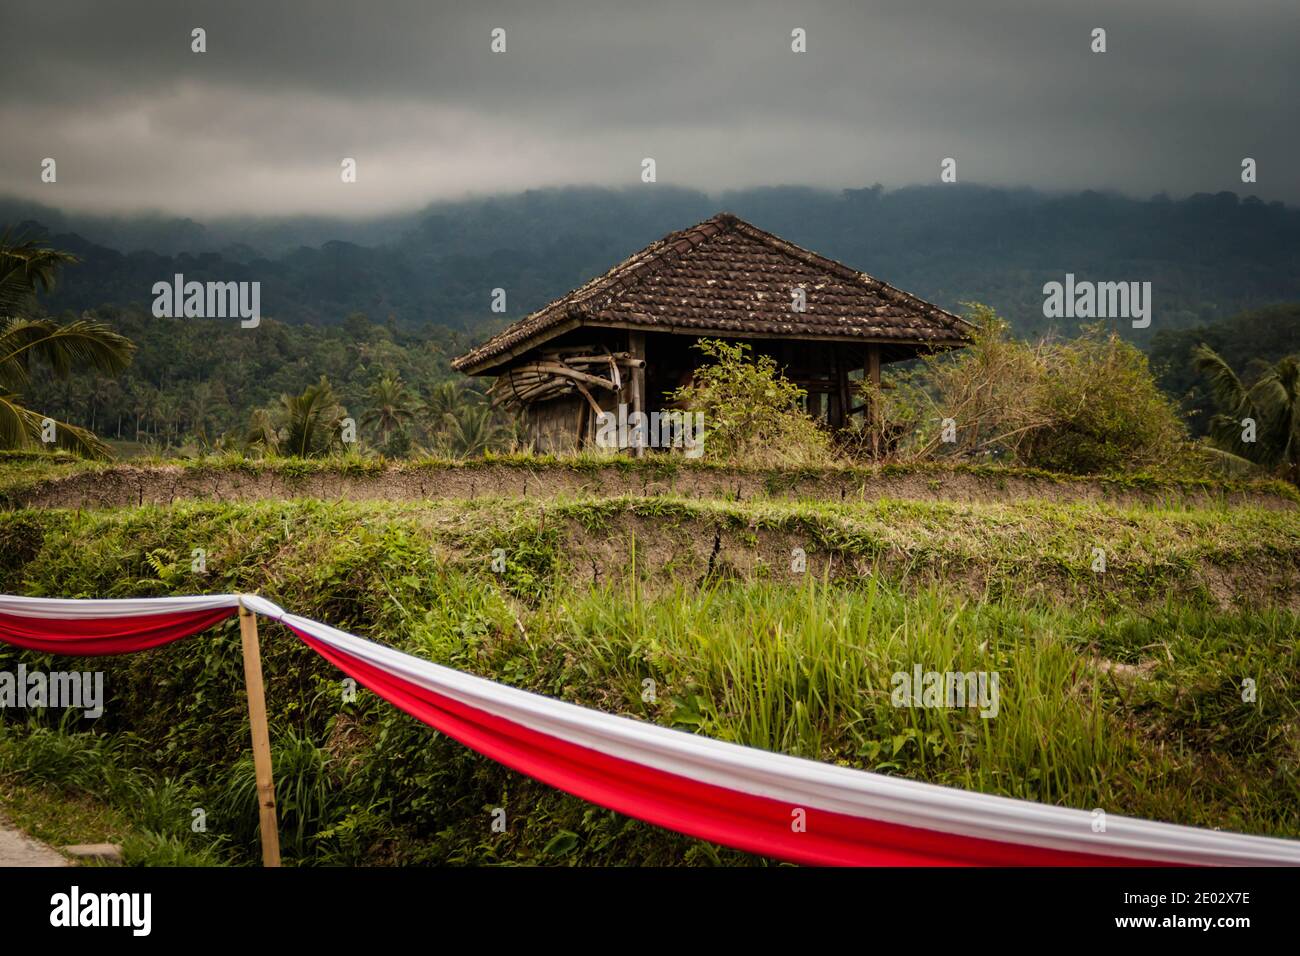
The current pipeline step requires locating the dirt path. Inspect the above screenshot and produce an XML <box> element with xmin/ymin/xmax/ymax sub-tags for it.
<box><xmin>0</xmin><ymin>814</ymin><xmax>68</xmax><ymax>866</ymax></box>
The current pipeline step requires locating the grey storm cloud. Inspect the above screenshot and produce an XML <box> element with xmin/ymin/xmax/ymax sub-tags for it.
<box><xmin>1</xmin><ymin>0</ymin><xmax>1296</xmax><ymax>215</ymax></box>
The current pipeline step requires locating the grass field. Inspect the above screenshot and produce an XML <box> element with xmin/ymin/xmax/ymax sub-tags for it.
<box><xmin>0</xmin><ymin>458</ymin><xmax>1296</xmax><ymax>865</ymax></box>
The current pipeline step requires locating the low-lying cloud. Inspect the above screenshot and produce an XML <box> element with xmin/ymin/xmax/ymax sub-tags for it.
<box><xmin>1</xmin><ymin>0</ymin><xmax>1296</xmax><ymax>215</ymax></box>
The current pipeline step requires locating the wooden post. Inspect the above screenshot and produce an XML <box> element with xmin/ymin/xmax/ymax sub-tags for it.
<box><xmin>830</xmin><ymin>348</ymin><xmax>849</xmax><ymax>431</ymax></box>
<box><xmin>237</xmin><ymin>598</ymin><xmax>281</xmax><ymax>867</ymax></box>
<box><xmin>867</xmin><ymin>346</ymin><xmax>882</xmax><ymax>458</ymax></box>
<box><xmin>628</xmin><ymin>331</ymin><xmax>647</xmax><ymax>457</ymax></box>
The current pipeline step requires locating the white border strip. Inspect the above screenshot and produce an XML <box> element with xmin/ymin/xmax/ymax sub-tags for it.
<box><xmin>0</xmin><ymin>594</ymin><xmax>240</xmax><ymax>619</ymax></box>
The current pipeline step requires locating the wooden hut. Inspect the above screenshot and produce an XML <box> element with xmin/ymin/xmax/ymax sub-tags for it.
<box><xmin>452</xmin><ymin>213</ymin><xmax>973</xmax><ymax>453</ymax></box>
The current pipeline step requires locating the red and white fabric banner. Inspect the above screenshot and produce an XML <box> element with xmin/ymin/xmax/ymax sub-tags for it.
<box><xmin>5</xmin><ymin>592</ymin><xmax>1300</xmax><ymax>867</ymax></box>
<box><xmin>239</xmin><ymin>595</ymin><xmax>1300</xmax><ymax>868</ymax></box>
<box><xmin>0</xmin><ymin>594</ymin><xmax>240</xmax><ymax>656</ymax></box>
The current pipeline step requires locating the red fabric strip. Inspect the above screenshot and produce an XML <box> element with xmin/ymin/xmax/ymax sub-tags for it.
<box><xmin>292</xmin><ymin>625</ymin><xmax>1154</xmax><ymax>867</ymax></box>
<box><xmin>0</xmin><ymin>607</ymin><xmax>237</xmax><ymax>656</ymax></box>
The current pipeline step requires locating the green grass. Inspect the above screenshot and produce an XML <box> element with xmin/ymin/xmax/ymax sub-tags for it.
<box><xmin>7</xmin><ymin>493</ymin><xmax>1295</xmax><ymax>612</ymax></box>
<box><xmin>0</xmin><ymin>504</ymin><xmax>1295</xmax><ymax>864</ymax></box>
<box><xmin>0</xmin><ymin>722</ymin><xmax>228</xmax><ymax>866</ymax></box>
<box><xmin>545</xmin><ymin>581</ymin><xmax>1298</xmax><ymax>833</ymax></box>
<box><xmin>0</xmin><ymin>466</ymin><xmax>1293</xmax><ymax>864</ymax></box>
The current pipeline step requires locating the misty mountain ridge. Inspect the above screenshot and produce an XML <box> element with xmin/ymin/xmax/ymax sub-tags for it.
<box><xmin>3</xmin><ymin>184</ymin><xmax>1297</xmax><ymax>341</ymax></box>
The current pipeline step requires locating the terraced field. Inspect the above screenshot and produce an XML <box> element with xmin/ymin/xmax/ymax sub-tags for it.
<box><xmin>0</xmin><ymin>454</ymin><xmax>1296</xmax><ymax>865</ymax></box>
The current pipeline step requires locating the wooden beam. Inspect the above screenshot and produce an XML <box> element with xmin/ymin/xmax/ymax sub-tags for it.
<box><xmin>867</xmin><ymin>345</ymin><xmax>882</xmax><ymax>458</ymax></box>
<box><xmin>458</xmin><ymin>312</ymin><xmax>973</xmax><ymax>377</ymax></box>
<box><xmin>836</xmin><ymin>350</ymin><xmax>852</xmax><ymax>430</ymax></box>
<box><xmin>237</xmin><ymin>599</ymin><xmax>281</xmax><ymax>868</ymax></box>
<box><xmin>628</xmin><ymin>331</ymin><xmax>646</xmax><ymax>457</ymax></box>
<box><xmin>453</xmin><ymin>316</ymin><xmax>583</xmax><ymax>375</ymax></box>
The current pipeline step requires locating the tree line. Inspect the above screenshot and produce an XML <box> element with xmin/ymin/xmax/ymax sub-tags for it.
<box><xmin>2</xmin><ymin>231</ymin><xmax>1297</xmax><ymax>482</ymax></box>
<box><xmin>2</xmin><ymin>234</ymin><xmax>517</xmax><ymax>458</ymax></box>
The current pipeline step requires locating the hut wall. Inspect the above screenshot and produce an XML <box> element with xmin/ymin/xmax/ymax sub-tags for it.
<box><xmin>526</xmin><ymin>393</ymin><xmax>588</xmax><ymax>453</ymax></box>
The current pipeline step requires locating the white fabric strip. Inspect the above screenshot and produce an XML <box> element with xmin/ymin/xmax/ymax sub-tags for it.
<box><xmin>242</xmin><ymin>596</ymin><xmax>1300</xmax><ymax>867</ymax></box>
<box><xmin>0</xmin><ymin>594</ymin><xmax>241</xmax><ymax>619</ymax></box>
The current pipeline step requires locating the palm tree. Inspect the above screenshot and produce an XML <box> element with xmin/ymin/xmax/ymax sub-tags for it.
<box><xmin>243</xmin><ymin>408</ymin><xmax>279</xmax><ymax>454</ymax></box>
<box><xmin>360</xmin><ymin>371</ymin><xmax>415</xmax><ymax>448</ymax></box>
<box><xmin>87</xmin><ymin>378</ymin><xmax>120</xmax><ymax>435</ymax></box>
<box><xmin>1</xmin><ymin>233</ymin><xmax>134</xmax><ymax>458</ymax></box>
<box><xmin>422</xmin><ymin>381</ymin><xmax>463</xmax><ymax>422</ymax></box>
<box><xmin>1194</xmin><ymin>345</ymin><xmax>1300</xmax><ymax>484</ymax></box>
<box><xmin>282</xmin><ymin>377</ymin><xmax>348</xmax><ymax>457</ymax></box>
<box><xmin>186</xmin><ymin>381</ymin><xmax>217</xmax><ymax>444</ymax></box>
<box><xmin>246</xmin><ymin>376</ymin><xmax>347</xmax><ymax>458</ymax></box>
<box><xmin>443</xmin><ymin>404</ymin><xmax>503</xmax><ymax>458</ymax></box>
<box><xmin>133</xmin><ymin>386</ymin><xmax>162</xmax><ymax>440</ymax></box>
<box><xmin>158</xmin><ymin>393</ymin><xmax>185</xmax><ymax>447</ymax></box>
<box><xmin>0</xmin><ymin>231</ymin><xmax>78</xmax><ymax>316</ymax></box>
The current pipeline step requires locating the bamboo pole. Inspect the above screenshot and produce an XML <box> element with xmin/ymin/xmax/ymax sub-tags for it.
<box><xmin>237</xmin><ymin>597</ymin><xmax>281</xmax><ymax>867</ymax></box>
<box><xmin>867</xmin><ymin>346</ymin><xmax>882</xmax><ymax>459</ymax></box>
<box><xmin>628</xmin><ymin>332</ymin><xmax>646</xmax><ymax>458</ymax></box>
<box><xmin>529</xmin><ymin>363</ymin><xmax>621</xmax><ymax>390</ymax></box>
<box><xmin>570</xmin><ymin>379</ymin><xmax>605</xmax><ymax>416</ymax></box>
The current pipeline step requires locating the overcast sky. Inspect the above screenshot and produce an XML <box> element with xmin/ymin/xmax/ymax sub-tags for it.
<box><xmin>2</xmin><ymin>0</ymin><xmax>1296</xmax><ymax>216</ymax></box>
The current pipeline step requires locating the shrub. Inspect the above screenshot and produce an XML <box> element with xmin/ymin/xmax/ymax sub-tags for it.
<box><xmin>670</xmin><ymin>339</ymin><xmax>833</xmax><ymax>466</ymax></box>
<box><xmin>244</xmin><ymin>376</ymin><xmax>351</xmax><ymax>458</ymax></box>
<box><xmin>1025</xmin><ymin>326</ymin><xmax>1191</xmax><ymax>473</ymax></box>
<box><xmin>873</xmin><ymin>306</ymin><xmax>1188</xmax><ymax>474</ymax></box>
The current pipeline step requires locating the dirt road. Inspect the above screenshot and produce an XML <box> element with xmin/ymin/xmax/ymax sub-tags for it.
<box><xmin>0</xmin><ymin>815</ymin><xmax>67</xmax><ymax>866</ymax></box>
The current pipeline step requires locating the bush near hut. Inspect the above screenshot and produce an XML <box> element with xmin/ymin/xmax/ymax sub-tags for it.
<box><xmin>869</xmin><ymin>306</ymin><xmax>1189</xmax><ymax>475</ymax></box>
<box><xmin>670</xmin><ymin>339</ymin><xmax>833</xmax><ymax>467</ymax></box>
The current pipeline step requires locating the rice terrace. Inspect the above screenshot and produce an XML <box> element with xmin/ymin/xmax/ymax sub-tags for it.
<box><xmin>2</xmin><ymin>3</ymin><xmax>1300</xmax><ymax>939</ymax></box>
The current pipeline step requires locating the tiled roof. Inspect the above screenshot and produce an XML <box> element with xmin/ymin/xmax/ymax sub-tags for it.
<box><xmin>453</xmin><ymin>213</ymin><xmax>972</xmax><ymax>372</ymax></box>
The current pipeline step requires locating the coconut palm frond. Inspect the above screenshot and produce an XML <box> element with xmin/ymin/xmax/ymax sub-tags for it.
<box><xmin>444</xmin><ymin>405</ymin><xmax>502</xmax><ymax>458</ymax></box>
<box><xmin>1192</xmin><ymin>345</ymin><xmax>1249</xmax><ymax>417</ymax></box>
<box><xmin>0</xmin><ymin>394</ymin><xmax>111</xmax><ymax>459</ymax></box>
<box><xmin>243</xmin><ymin>408</ymin><xmax>279</xmax><ymax>453</ymax></box>
<box><xmin>1196</xmin><ymin>443</ymin><xmax>1260</xmax><ymax>475</ymax></box>
<box><xmin>246</xmin><ymin>383</ymin><xmax>345</xmax><ymax>460</ymax></box>
<box><xmin>1196</xmin><ymin>347</ymin><xmax>1300</xmax><ymax>483</ymax></box>
<box><xmin>0</xmin><ymin>392</ymin><xmax>34</xmax><ymax>450</ymax></box>
<box><xmin>0</xmin><ymin>316</ymin><xmax>135</xmax><ymax>390</ymax></box>
<box><xmin>0</xmin><ymin>232</ymin><xmax>80</xmax><ymax>317</ymax></box>
<box><xmin>0</xmin><ymin>235</ymin><xmax>127</xmax><ymax>459</ymax></box>
<box><xmin>39</xmin><ymin>416</ymin><xmax>113</xmax><ymax>459</ymax></box>
<box><xmin>360</xmin><ymin>371</ymin><xmax>416</xmax><ymax>444</ymax></box>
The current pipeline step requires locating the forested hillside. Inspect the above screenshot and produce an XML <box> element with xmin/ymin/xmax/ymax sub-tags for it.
<box><xmin>5</xmin><ymin>184</ymin><xmax>1298</xmax><ymax>341</ymax></box>
<box><xmin>19</xmin><ymin>307</ymin><xmax>467</xmax><ymax>448</ymax></box>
